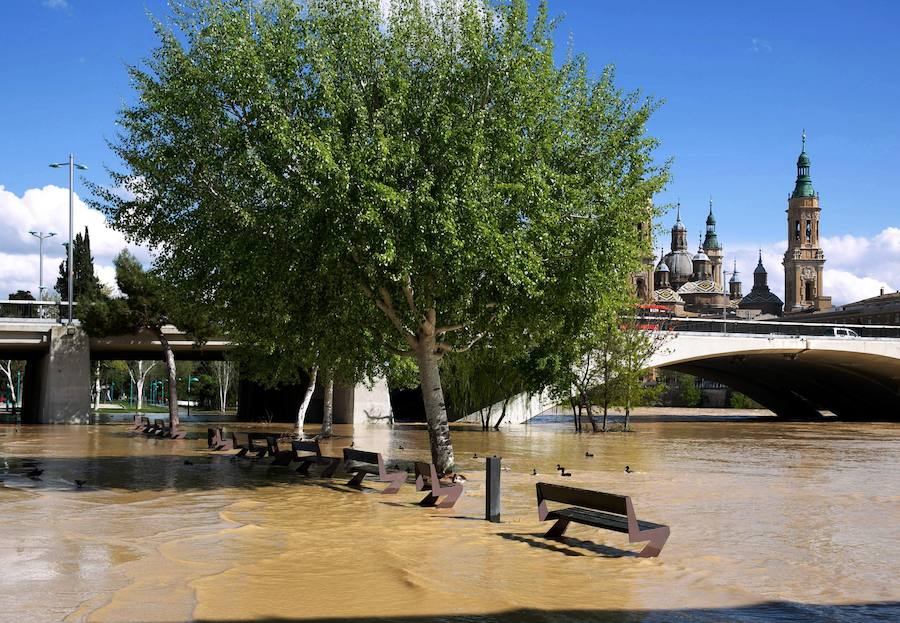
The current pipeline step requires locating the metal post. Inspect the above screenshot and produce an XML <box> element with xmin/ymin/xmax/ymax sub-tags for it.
<box><xmin>39</xmin><ymin>233</ymin><xmax>44</xmax><ymax>301</ymax></box>
<box><xmin>67</xmin><ymin>154</ymin><xmax>74</xmax><ymax>326</ymax></box>
<box><xmin>485</xmin><ymin>456</ymin><xmax>501</xmax><ymax>523</ymax></box>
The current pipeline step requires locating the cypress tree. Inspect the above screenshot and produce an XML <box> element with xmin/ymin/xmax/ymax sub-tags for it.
<box><xmin>55</xmin><ymin>227</ymin><xmax>102</xmax><ymax>301</ymax></box>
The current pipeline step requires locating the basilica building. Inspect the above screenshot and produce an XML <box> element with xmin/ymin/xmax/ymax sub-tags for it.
<box><xmin>642</xmin><ymin>136</ymin><xmax>826</xmax><ymax>318</ymax></box>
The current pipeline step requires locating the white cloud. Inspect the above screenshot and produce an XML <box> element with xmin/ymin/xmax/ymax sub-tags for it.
<box><xmin>0</xmin><ymin>185</ymin><xmax>150</xmax><ymax>298</ymax></box>
<box><xmin>43</xmin><ymin>0</ymin><xmax>69</xmax><ymax>10</ymax></box>
<box><xmin>728</xmin><ymin>228</ymin><xmax>898</xmax><ymax>306</ymax></box>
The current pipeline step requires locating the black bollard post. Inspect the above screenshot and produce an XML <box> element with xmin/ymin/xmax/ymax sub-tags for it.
<box><xmin>485</xmin><ymin>456</ymin><xmax>501</xmax><ymax>523</ymax></box>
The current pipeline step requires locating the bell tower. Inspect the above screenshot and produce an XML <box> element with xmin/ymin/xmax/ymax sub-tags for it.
<box><xmin>783</xmin><ymin>131</ymin><xmax>831</xmax><ymax>313</ymax></box>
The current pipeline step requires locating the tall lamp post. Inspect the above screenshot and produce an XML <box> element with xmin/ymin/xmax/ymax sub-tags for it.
<box><xmin>48</xmin><ymin>155</ymin><xmax>87</xmax><ymax>327</ymax></box>
<box><xmin>28</xmin><ymin>231</ymin><xmax>56</xmax><ymax>302</ymax></box>
<box><xmin>722</xmin><ymin>258</ymin><xmax>733</xmax><ymax>335</ymax></box>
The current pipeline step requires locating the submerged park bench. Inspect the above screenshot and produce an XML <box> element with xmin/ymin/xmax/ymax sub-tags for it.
<box><xmin>413</xmin><ymin>461</ymin><xmax>463</xmax><ymax>508</ymax></box>
<box><xmin>146</xmin><ymin>418</ymin><xmax>186</xmax><ymax>440</ymax></box>
<box><xmin>536</xmin><ymin>482</ymin><xmax>670</xmax><ymax>557</ymax></box>
<box><xmin>341</xmin><ymin>448</ymin><xmax>406</xmax><ymax>494</ymax></box>
<box><xmin>207</xmin><ymin>427</ymin><xmax>235</xmax><ymax>451</ymax></box>
<box><xmin>290</xmin><ymin>439</ymin><xmax>341</xmax><ymax>476</ymax></box>
<box><xmin>233</xmin><ymin>432</ymin><xmax>278</xmax><ymax>459</ymax></box>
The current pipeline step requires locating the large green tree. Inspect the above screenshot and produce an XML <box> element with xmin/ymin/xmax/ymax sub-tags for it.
<box><xmin>97</xmin><ymin>0</ymin><xmax>666</xmax><ymax>471</ymax></box>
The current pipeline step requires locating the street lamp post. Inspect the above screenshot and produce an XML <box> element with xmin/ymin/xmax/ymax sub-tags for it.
<box><xmin>722</xmin><ymin>259</ymin><xmax>733</xmax><ymax>335</ymax></box>
<box><xmin>48</xmin><ymin>155</ymin><xmax>87</xmax><ymax>327</ymax></box>
<box><xmin>185</xmin><ymin>375</ymin><xmax>199</xmax><ymax>419</ymax></box>
<box><xmin>28</xmin><ymin>231</ymin><xmax>57</xmax><ymax>302</ymax></box>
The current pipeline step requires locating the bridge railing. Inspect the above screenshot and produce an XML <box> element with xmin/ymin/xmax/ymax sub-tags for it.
<box><xmin>0</xmin><ymin>300</ymin><xmax>75</xmax><ymax>323</ymax></box>
<box><xmin>653</xmin><ymin>316</ymin><xmax>900</xmax><ymax>339</ymax></box>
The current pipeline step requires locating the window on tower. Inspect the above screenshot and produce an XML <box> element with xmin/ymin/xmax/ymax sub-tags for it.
<box><xmin>806</xmin><ymin>220</ymin><xmax>812</xmax><ymax>243</ymax></box>
<box><xmin>795</xmin><ymin>220</ymin><xmax>801</xmax><ymax>242</ymax></box>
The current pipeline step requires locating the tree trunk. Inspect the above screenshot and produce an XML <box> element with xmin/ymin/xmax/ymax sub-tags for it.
<box><xmin>2</xmin><ymin>361</ymin><xmax>16</xmax><ymax>405</ymax></box>
<box><xmin>414</xmin><ymin>337</ymin><xmax>454</xmax><ymax>473</ymax></box>
<box><xmin>584</xmin><ymin>393</ymin><xmax>599</xmax><ymax>433</ymax></box>
<box><xmin>624</xmin><ymin>395</ymin><xmax>631</xmax><ymax>431</ymax></box>
<box><xmin>94</xmin><ymin>362</ymin><xmax>101</xmax><ymax>410</ymax></box>
<box><xmin>602</xmin><ymin>398</ymin><xmax>609</xmax><ymax>433</ymax></box>
<box><xmin>296</xmin><ymin>365</ymin><xmax>318</xmax><ymax>432</ymax></box>
<box><xmin>570</xmin><ymin>397</ymin><xmax>579</xmax><ymax>432</ymax></box>
<box><xmin>493</xmin><ymin>397</ymin><xmax>510</xmax><ymax>430</ymax></box>
<box><xmin>320</xmin><ymin>371</ymin><xmax>334</xmax><ymax>438</ymax></box>
<box><xmin>156</xmin><ymin>330</ymin><xmax>180</xmax><ymax>431</ymax></box>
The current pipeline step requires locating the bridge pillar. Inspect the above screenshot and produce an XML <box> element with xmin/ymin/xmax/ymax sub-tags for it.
<box><xmin>23</xmin><ymin>326</ymin><xmax>91</xmax><ymax>424</ymax></box>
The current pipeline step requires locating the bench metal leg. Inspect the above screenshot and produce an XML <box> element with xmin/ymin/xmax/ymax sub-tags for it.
<box><xmin>236</xmin><ymin>447</ymin><xmax>249</xmax><ymax>458</ymax></box>
<box><xmin>434</xmin><ymin>485</ymin><xmax>463</xmax><ymax>509</ymax></box>
<box><xmin>271</xmin><ymin>452</ymin><xmax>293</xmax><ymax>467</ymax></box>
<box><xmin>544</xmin><ymin>517</ymin><xmax>571</xmax><ymax>539</ymax></box>
<box><xmin>633</xmin><ymin>526</ymin><xmax>670</xmax><ymax>558</ymax></box>
<box><xmin>346</xmin><ymin>470</ymin><xmax>367</xmax><ymax>488</ymax></box>
<box><xmin>380</xmin><ymin>472</ymin><xmax>406</xmax><ymax>495</ymax></box>
<box><xmin>321</xmin><ymin>458</ymin><xmax>341</xmax><ymax>478</ymax></box>
<box><xmin>419</xmin><ymin>493</ymin><xmax>439</xmax><ymax>507</ymax></box>
<box><xmin>295</xmin><ymin>460</ymin><xmax>312</xmax><ymax>475</ymax></box>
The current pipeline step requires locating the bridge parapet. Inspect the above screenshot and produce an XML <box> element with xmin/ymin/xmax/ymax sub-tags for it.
<box><xmin>654</xmin><ymin>316</ymin><xmax>900</xmax><ymax>340</ymax></box>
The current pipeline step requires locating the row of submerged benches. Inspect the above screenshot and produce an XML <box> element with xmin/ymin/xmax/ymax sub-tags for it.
<box><xmin>207</xmin><ymin>427</ymin><xmax>669</xmax><ymax>556</ymax></box>
<box><xmin>208</xmin><ymin>427</ymin><xmax>463</xmax><ymax>508</ymax></box>
<box><xmin>132</xmin><ymin>415</ymin><xmax>186</xmax><ymax>440</ymax></box>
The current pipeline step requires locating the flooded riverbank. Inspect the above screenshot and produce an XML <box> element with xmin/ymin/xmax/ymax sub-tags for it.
<box><xmin>1</xmin><ymin>420</ymin><xmax>897</xmax><ymax>622</ymax></box>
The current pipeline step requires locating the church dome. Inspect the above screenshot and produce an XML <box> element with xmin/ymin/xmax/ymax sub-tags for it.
<box><xmin>694</xmin><ymin>249</ymin><xmax>709</xmax><ymax>262</ymax></box>
<box><xmin>664</xmin><ymin>250</ymin><xmax>694</xmax><ymax>279</ymax></box>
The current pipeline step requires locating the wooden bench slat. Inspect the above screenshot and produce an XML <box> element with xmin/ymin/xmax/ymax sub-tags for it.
<box><xmin>549</xmin><ymin>507</ymin><xmax>664</xmax><ymax>533</ymax></box>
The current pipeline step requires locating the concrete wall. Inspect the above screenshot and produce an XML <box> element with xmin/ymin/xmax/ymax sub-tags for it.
<box><xmin>25</xmin><ymin>326</ymin><xmax>91</xmax><ymax>423</ymax></box>
<box><xmin>459</xmin><ymin>390</ymin><xmax>556</xmax><ymax>426</ymax></box>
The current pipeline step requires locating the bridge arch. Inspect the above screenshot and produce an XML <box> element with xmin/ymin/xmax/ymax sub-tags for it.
<box><xmin>648</xmin><ymin>331</ymin><xmax>900</xmax><ymax>421</ymax></box>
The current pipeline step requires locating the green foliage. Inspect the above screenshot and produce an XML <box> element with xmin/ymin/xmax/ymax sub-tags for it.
<box><xmin>8</xmin><ymin>290</ymin><xmax>35</xmax><ymax>300</ymax></box>
<box><xmin>95</xmin><ymin>0</ymin><xmax>667</xmax><ymax>464</ymax></box>
<box><xmin>79</xmin><ymin>250</ymin><xmax>209</xmax><ymax>339</ymax></box>
<box><xmin>729</xmin><ymin>391</ymin><xmax>761</xmax><ymax>409</ymax></box>
<box><xmin>55</xmin><ymin>227</ymin><xmax>102</xmax><ymax>301</ymax></box>
<box><xmin>678</xmin><ymin>373</ymin><xmax>702</xmax><ymax>407</ymax></box>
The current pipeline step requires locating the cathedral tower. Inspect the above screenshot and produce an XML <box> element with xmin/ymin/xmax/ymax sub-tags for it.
<box><xmin>783</xmin><ymin>132</ymin><xmax>832</xmax><ymax>313</ymax></box>
<box><xmin>703</xmin><ymin>198</ymin><xmax>723</xmax><ymax>287</ymax></box>
<box><xmin>728</xmin><ymin>259</ymin><xmax>742</xmax><ymax>300</ymax></box>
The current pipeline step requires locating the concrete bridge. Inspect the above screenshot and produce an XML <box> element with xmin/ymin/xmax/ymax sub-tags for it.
<box><xmin>3</xmin><ymin>307</ymin><xmax>899</xmax><ymax>424</ymax></box>
<box><xmin>0</xmin><ymin>316</ymin><xmax>389</xmax><ymax>426</ymax></box>
<box><xmin>646</xmin><ymin>318</ymin><xmax>900</xmax><ymax>421</ymax></box>
<box><xmin>461</xmin><ymin>317</ymin><xmax>900</xmax><ymax>425</ymax></box>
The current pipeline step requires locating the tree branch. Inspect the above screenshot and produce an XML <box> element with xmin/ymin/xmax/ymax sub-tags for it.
<box><xmin>358</xmin><ymin>282</ymin><xmax>417</xmax><ymax>347</ymax></box>
<box><xmin>402</xmin><ymin>273</ymin><xmax>419</xmax><ymax>320</ymax></box>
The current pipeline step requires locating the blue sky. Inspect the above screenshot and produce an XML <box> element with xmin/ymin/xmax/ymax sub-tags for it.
<box><xmin>1</xmin><ymin>0</ymin><xmax>898</xmax><ymax>302</ymax></box>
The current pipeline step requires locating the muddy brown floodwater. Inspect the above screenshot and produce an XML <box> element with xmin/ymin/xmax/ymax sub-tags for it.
<box><xmin>0</xmin><ymin>420</ymin><xmax>898</xmax><ymax>623</ymax></box>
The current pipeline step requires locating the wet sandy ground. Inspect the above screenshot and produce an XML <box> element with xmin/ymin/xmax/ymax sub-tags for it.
<box><xmin>1</xmin><ymin>420</ymin><xmax>898</xmax><ymax>622</ymax></box>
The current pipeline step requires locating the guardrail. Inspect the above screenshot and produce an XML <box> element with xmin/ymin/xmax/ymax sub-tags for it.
<box><xmin>0</xmin><ymin>300</ymin><xmax>75</xmax><ymax>322</ymax></box>
<box><xmin>640</xmin><ymin>315</ymin><xmax>900</xmax><ymax>339</ymax></box>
